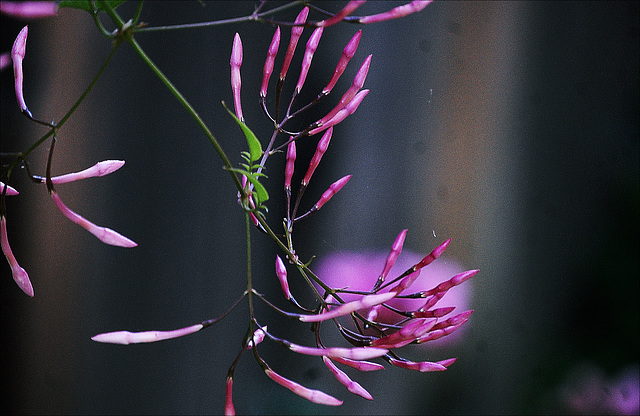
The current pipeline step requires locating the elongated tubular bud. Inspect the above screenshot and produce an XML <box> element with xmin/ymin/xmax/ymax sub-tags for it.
<box><xmin>330</xmin><ymin>356</ymin><xmax>385</xmax><ymax>371</ymax></box>
<box><xmin>308</xmin><ymin>89</ymin><xmax>369</xmax><ymax>136</ymax></box>
<box><xmin>302</xmin><ymin>127</ymin><xmax>332</xmax><ymax>186</ymax></box>
<box><xmin>412</xmin><ymin>306</ymin><xmax>456</xmax><ymax>319</ymax></box>
<box><xmin>91</xmin><ymin>324</ymin><xmax>203</xmax><ymax>344</ymax></box>
<box><xmin>279</xmin><ymin>7</ymin><xmax>309</xmax><ymax>82</ymax></box>
<box><xmin>265</xmin><ymin>368</ymin><xmax>343</xmax><ymax>406</ymax></box>
<box><xmin>50</xmin><ymin>190</ymin><xmax>137</xmax><ymax>247</ymax></box>
<box><xmin>284</xmin><ymin>140</ymin><xmax>296</xmax><ymax>190</ymax></box>
<box><xmin>323</xmin><ymin>357</ymin><xmax>373</xmax><ymax>400</ymax></box>
<box><xmin>387</xmin><ymin>357</ymin><xmax>447</xmax><ymax>372</ymax></box>
<box><xmin>437</xmin><ymin>358</ymin><xmax>458</xmax><ymax>368</ymax></box>
<box><xmin>246</xmin><ymin>326</ymin><xmax>267</xmax><ymax>349</ymax></box>
<box><xmin>11</xmin><ymin>26</ymin><xmax>30</xmax><ymax>117</ymax></box>
<box><xmin>1</xmin><ymin>216</ymin><xmax>33</xmax><ymax>297</ymax></box>
<box><xmin>0</xmin><ymin>1</ymin><xmax>58</xmax><ymax>19</ymax></box>
<box><xmin>299</xmin><ymin>290</ymin><xmax>396</xmax><ymax>323</ymax></box>
<box><xmin>294</xmin><ymin>27</ymin><xmax>323</xmax><ymax>94</ymax></box>
<box><xmin>357</xmin><ymin>1</ymin><xmax>433</xmax><ymax>24</ymax></box>
<box><xmin>313</xmin><ymin>174</ymin><xmax>351</xmax><ymax>211</ymax></box>
<box><xmin>287</xmin><ymin>343</ymin><xmax>388</xmax><ymax>360</ymax></box>
<box><xmin>372</xmin><ymin>319</ymin><xmax>436</xmax><ymax>349</ymax></box>
<box><xmin>224</xmin><ymin>377</ymin><xmax>235</xmax><ymax>416</ymax></box>
<box><xmin>44</xmin><ymin>160</ymin><xmax>125</xmax><ymax>184</ymax></box>
<box><xmin>423</xmin><ymin>269</ymin><xmax>479</xmax><ymax>296</ymax></box>
<box><xmin>260</xmin><ymin>26</ymin><xmax>280</xmax><ymax>98</ymax></box>
<box><xmin>375</xmin><ymin>229</ymin><xmax>407</xmax><ymax>289</ymax></box>
<box><xmin>315</xmin><ymin>55</ymin><xmax>371</xmax><ymax>127</ymax></box>
<box><xmin>322</xmin><ymin>30</ymin><xmax>362</xmax><ymax>95</ymax></box>
<box><xmin>391</xmin><ymin>269</ymin><xmax>421</xmax><ymax>296</ymax></box>
<box><xmin>415</xmin><ymin>238</ymin><xmax>450</xmax><ymax>270</ymax></box>
<box><xmin>318</xmin><ymin>1</ymin><xmax>366</xmax><ymax>28</ymax></box>
<box><xmin>1</xmin><ymin>182</ymin><xmax>19</xmax><ymax>195</ymax></box>
<box><xmin>431</xmin><ymin>310</ymin><xmax>474</xmax><ymax>331</ymax></box>
<box><xmin>275</xmin><ymin>255</ymin><xmax>292</xmax><ymax>300</ymax></box>
<box><xmin>230</xmin><ymin>33</ymin><xmax>244</xmax><ymax>123</ymax></box>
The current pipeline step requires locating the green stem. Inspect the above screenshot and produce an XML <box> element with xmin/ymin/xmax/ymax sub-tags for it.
<box><xmin>245</xmin><ymin>212</ymin><xmax>255</xmax><ymax>326</ymax></box>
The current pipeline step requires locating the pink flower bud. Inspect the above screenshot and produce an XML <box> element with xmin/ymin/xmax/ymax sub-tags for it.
<box><xmin>11</xmin><ymin>25</ymin><xmax>30</xmax><ymax>117</ymax></box>
<box><xmin>284</xmin><ymin>140</ymin><xmax>296</xmax><ymax>191</ymax></box>
<box><xmin>423</xmin><ymin>269</ymin><xmax>479</xmax><ymax>296</ymax></box>
<box><xmin>315</xmin><ymin>56</ymin><xmax>371</xmax><ymax>128</ymax></box>
<box><xmin>0</xmin><ymin>1</ymin><xmax>57</xmax><ymax>19</ymax></box>
<box><xmin>224</xmin><ymin>377</ymin><xmax>235</xmax><ymax>416</ymax></box>
<box><xmin>279</xmin><ymin>7</ymin><xmax>309</xmax><ymax>82</ymax></box>
<box><xmin>322</xmin><ymin>356</ymin><xmax>373</xmax><ymax>400</ymax></box>
<box><xmin>91</xmin><ymin>323</ymin><xmax>203</xmax><ymax>344</ymax></box>
<box><xmin>322</xmin><ymin>30</ymin><xmax>362</xmax><ymax>94</ymax></box>
<box><xmin>415</xmin><ymin>238</ymin><xmax>451</xmax><ymax>270</ymax></box>
<box><xmin>358</xmin><ymin>1</ymin><xmax>432</xmax><ymax>24</ymax></box>
<box><xmin>330</xmin><ymin>356</ymin><xmax>385</xmax><ymax>372</ymax></box>
<box><xmin>299</xmin><ymin>290</ymin><xmax>396</xmax><ymax>323</ymax></box>
<box><xmin>288</xmin><ymin>343</ymin><xmax>388</xmax><ymax>360</ymax></box>
<box><xmin>312</xmin><ymin>174</ymin><xmax>351</xmax><ymax>211</ymax></box>
<box><xmin>1</xmin><ymin>181</ymin><xmax>20</xmax><ymax>195</ymax></box>
<box><xmin>309</xmin><ymin>89</ymin><xmax>369</xmax><ymax>136</ymax></box>
<box><xmin>379</xmin><ymin>229</ymin><xmax>408</xmax><ymax>283</ymax></box>
<box><xmin>372</xmin><ymin>318</ymin><xmax>436</xmax><ymax>349</ymax></box>
<box><xmin>294</xmin><ymin>27</ymin><xmax>323</xmax><ymax>94</ymax></box>
<box><xmin>412</xmin><ymin>306</ymin><xmax>456</xmax><ymax>318</ymax></box>
<box><xmin>318</xmin><ymin>1</ymin><xmax>366</xmax><ymax>27</ymax></box>
<box><xmin>246</xmin><ymin>326</ymin><xmax>267</xmax><ymax>349</ymax></box>
<box><xmin>265</xmin><ymin>368</ymin><xmax>343</xmax><ymax>406</ymax></box>
<box><xmin>260</xmin><ymin>26</ymin><xmax>281</xmax><ymax>98</ymax></box>
<box><xmin>48</xmin><ymin>160</ymin><xmax>125</xmax><ymax>184</ymax></box>
<box><xmin>1</xmin><ymin>216</ymin><xmax>33</xmax><ymax>297</ymax></box>
<box><xmin>388</xmin><ymin>357</ymin><xmax>448</xmax><ymax>372</ymax></box>
<box><xmin>230</xmin><ymin>33</ymin><xmax>243</xmax><ymax>123</ymax></box>
<box><xmin>50</xmin><ymin>190</ymin><xmax>137</xmax><ymax>248</ymax></box>
<box><xmin>275</xmin><ymin>255</ymin><xmax>291</xmax><ymax>300</ymax></box>
<box><xmin>302</xmin><ymin>127</ymin><xmax>332</xmax><ymax>186</ymax></box>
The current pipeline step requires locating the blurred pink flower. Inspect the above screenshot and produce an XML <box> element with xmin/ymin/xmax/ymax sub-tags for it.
<box><xmin>315</xmin><ymin>249</ymin><xmax>472</xmax><ymax>345</ymax></box>
<box><xmin>0</xmin><ymin>1</ymin><xmax>57</xmax><ymax>20</ymax></box>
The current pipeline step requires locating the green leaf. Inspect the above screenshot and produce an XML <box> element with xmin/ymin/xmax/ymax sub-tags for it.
<box><xmin>228</xmin><ymin>168</ymin><xmax>269</xmax><ymax>205</ymax></box>
<box><xmin>223</xmin><ymin>102</ymin><xmax>262</xmax><ymax>163</ymax></box>
<box><xmin>58</xmin><ymin>0</ymin><xmax>126</xmax><ymax>12</ymax></box>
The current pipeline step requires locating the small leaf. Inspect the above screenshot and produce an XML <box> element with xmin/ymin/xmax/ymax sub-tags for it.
<box><xmin>223</xmin><ymin>102</ymin><xmax>262</xmax><ymax>163</ymax></box>
<box><xmin>228</xmin><ymin>168</ymin><xmax>269</xmax><ymax>205</ymax></box>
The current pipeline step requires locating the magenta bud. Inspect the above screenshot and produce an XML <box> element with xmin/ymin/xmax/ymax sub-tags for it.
<box><xmin>322</xmin><ymin>30</ymin><xmax>362</xmax><ymax>94</ymax></box>
<box><xmin>1</xmin><ymin>216</ymin><xmax>33</xmax><ymax>297</ymax></box>
<box><xmin>230</xmin><ymin>33</ymin><xmax>243</xmax><ymax>123</ymax></box>
<box><xmin>309</xmin><ymin>88</ymin><xmax>369</xmax><ymax>136</ymax></box>
<box><xmin>313</xmin><ymin>174</ymin><xmax>352</xmax><ymax>210</ymax></box>
<box><xmin>265</xmin><ymin>368</ymin><xmax>343</xmax><ymax>406</ymax></box>
<box><xmin>318</xmin><ymin>1</ymin><xmax>366</xmax><ymax>28</ymax></box>
<box><xmin>330</xmin><ymin>356</ymin><xmax>385</xmax><ymax>372</ymax></box>
<box><xmin>423</xmin><ymin>269</ymin><xmax>479</xmax><ymax>296</ymax></box>
<box><xmin>388</xmin><ymin>357</ymin><xmax>447</xmax><ymax>372</ymax></box>
<box><xmin>299</xmin><ymin>290</ymin><xmax>396</xmax><ymax>323</ymax></box>
<box><xmin>1</xmin><ymin>181</ymin><xmax>20</xmax><ymax>195</ymax></box>
<box><xmin>437</xmin><ymin>358</ymin><xmax>458</xmax><ymax>368</ymax></box>
<box><xmin>224</xmin><ymin>377</ymin><xmax>235</xmax><ymax>416</ymax></box>
<box><xmin>358</xmin><ymin>1</ymin><xmax>433</xmax><ymax>24</ymax></box>
<box><xmin>11</xmin><ymin>25</ymin><xmax>30</xmax><ymax>116</ymax></box>
<box><xmin>279</xmin><ymin>7</ymin><xmax>309</xmax><ymax>81</ymax></box>
<box><xmin>414</xmin><ymin>238</ymin><xmax>451</xmax><ymax>270</ymax></box>
<box><xmin>294</xmin><ymin>27</ymin><xmax>323</xmax><ymax>94</ymax></box>
<box><xmin>284</xmin><ymin>140</ymin><xmax>296</xmax><ymax>190</ymax></box>
<box><xmin>288</xmin><ymin>343</ymin><xmax>388</xmax><ymax>360</ymax></box>
<box><xmin>260</xmin><ymin>26</ymin><xmax>281</xmax><ymax>98</ymax></box>
<box><xmin>246</xmin><ymin>326</ymin><xmax>267</xmax><ymax>349</ymax></box>
<box><xmin>302</xmin><ymin>127</ymin><xmax>333</xmax><ymax>186</ymax></box>
<box><xmin>275</xmin><ymin>255</ymin><xmax>291</xmax><ymax>300</ymax></box>
<box><xmin>379</xmin><ymin>229</ymin><xmax>408</xmax><ymax>282</ymax></box>
<box><xmin>50</xmin><ymin>190</ymin><xmax>137</xmax><ymax>248</ymax></box>
<box><xmin>323</xmin><ymin>357</ymin><xmax>374</xmax><ymax>400</ymax></box>
<box><xmin>413</xmin><ymin>306</ymin><xmax>456</xmax><ymax>318</ymax></box>
<box><xmin>91</xmin><ymin>323</ymin><xmax>203</xmax><ymax>344</ymax></box>
<box><xmin>0</xmin><ymin>1</ymin><xmax>58</xmax><ymax>19</ymax></box>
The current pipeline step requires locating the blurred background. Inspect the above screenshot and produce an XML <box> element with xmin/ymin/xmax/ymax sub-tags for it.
<box><xmin>1</xmin><ymin>1</ymin><xmax>638</xmax><ymax>414</ymax></box>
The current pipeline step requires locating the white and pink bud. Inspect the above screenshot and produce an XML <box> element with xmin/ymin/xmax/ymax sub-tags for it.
<box><xmin>387</xmin><ymin>356</ymin><xmax>448</xmax><ymax>372</ymax></box>
<box><xmin>294</xmin><ymin>27</ymin><xmax>323</xmax><ymax>94</ymax></box>
<box><xmin>48</xmin><ymin>160</ymin><xmax>125</xmax><ymax>184</ymax></box>
<box><xmin>379</xmin><ymin>229</ymin><xmax>408</xmax><ymax>284</ymax></box>
<box><xmin>309</xmin><ymin>88</ymin><xmax>369</xmax><ymax>136</ymax></box>
<box><xmin>330</xmin><ymin>356</ymin><xmax>385</xmax><ymax>372</ymax></box>
<box><xmin>302</xmin><ymin>127</ymin><xmax>332</xmax><ymax>187</ymax></box>
<box><xmin>423</xmin><ymin>269</ymin><xmax>479</xmax><ymax>296</ymax></box>
<box><xmin>1</xmin><ymin>216</ymin><xmax>33</xmax><ymax>297</ymax></box>
<box><xmin>1</xmin><ymin>181</ymin><xmax>20</xmax><ymax>195</ymax></box>
<box><xmin>322</xmin><ymin>356</ymin><xmax>373</xmax><ymax>400</ymax></box>
<box><xmin>275</xmin><ymin>255</ymin><xmax>291</xmax><ymax>300</ymax></box>
<box><xmin>322</xmin><ymin>30</ymin><xmax>362</xmax><ymax>95</ymax></box>
<box><xmin>0</xmin><ymin>1</ymin><xmax>57</xmax><ymax>19</ymax></box>
<box><xmin>357</xmin><ymin>1</ymin><xmax>433</xmax><ymax>24</ymax></box>
<box><xmin>299</xmin><ymin>290</ymin><xmax>396</xmax><ymax>323</ymax></box>
<box><xmin>284</xmin><ymin>140</ymin><xmax>296</xmax><ymax>191</ymax></box>
<box><xmin>265</xmin><ymin>368</ymin><xmax>343</xmax><ymax>406</ymax></box>
<box><xmin>318</xmin><ymin>1</ymin><xmax>366</xmax><ymax>28</ymax></box>
<box><xmin>230</xmin><ymin>33</ymin><xmax>244</xmax><ymax>123</ymax></box>
<box><xmin>287</xmin><ymin>343</ymin><xmax>388</xmax><ymax>360</ymax></box>
<box><xmin>260</xmin><ymin>26</ymin><xmax>281</xmax><ymax>98</ymax></box>
<box><xmin>246</xmin><ymin>326</ymin><xmax>267</xmax><ymax>349</ymax></box>
<box><xmin>11</xmin><ymin>25</ymin><xmax>30</xmax><ymax>117</ymax></box>
<box><xmin>91</xmin><ymin>323</ymin><xmax>203</xmax><ymax>345</ymax></box>
<box><xmin>313</xmin><ymin>174</ymin><xmax>352</xmax><ymax>211</ymax></box>
<box><xmin>279</xmin><ymin>7</ymin><xmax>309</xmax><ymax>82</ymax></box>
<box><xmin>50</xmin><ymin>190</ymin><xmax>137</xmax><ymax>247</ymax></box>
<box><xmin>372</xmin><ymin>319</ymin><xmax>436</xmax><ymax>349</ymax></box>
